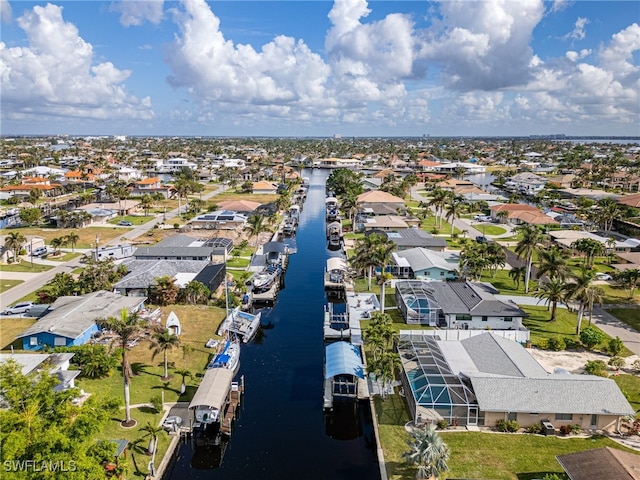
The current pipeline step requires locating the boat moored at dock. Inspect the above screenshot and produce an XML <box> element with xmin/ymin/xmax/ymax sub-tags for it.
<box><xmin>217</xmin><ymin>306</ymin><xmax>262</xmax><ymax>344</ymax></box>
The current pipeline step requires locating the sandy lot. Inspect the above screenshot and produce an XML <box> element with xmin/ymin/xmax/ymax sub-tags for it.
<box><xmin>529</xmin><ymin>347</ymin><xmax>639</xmax><ymax>374</ymax></box>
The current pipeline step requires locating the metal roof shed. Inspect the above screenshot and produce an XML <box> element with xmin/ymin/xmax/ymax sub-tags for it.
<box><xmin>189</xmin><ymin>368</ymin><xmax>234</xmax><ymax>412</ymax></box>
<box><xmin>325</xmin><ymin>342</ymin><xmax>365</xmax><ymax>379</ymax></box>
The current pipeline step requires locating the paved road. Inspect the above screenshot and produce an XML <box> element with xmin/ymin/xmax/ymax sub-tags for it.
<box><xmin>0</xmin><ymin>185</ymin><xmax>229</xmax><ymax>309</ymax></box>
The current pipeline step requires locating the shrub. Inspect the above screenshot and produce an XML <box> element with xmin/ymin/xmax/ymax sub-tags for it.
<box><xmin>173</xmin><ymin>223</ymin><xmax>180</xmax><ymax>229</ymax></box>
<box><xmin>563</xmin><ymin>337</ymin><xmax>580</xmax><ymax>350</ymax></box>
<box><xmin>547</xmin><ymin>337</ymin><xmax>566</xmax><ymax>351</ymax></box>
<box><xmin>632</xmin><ymin>359</ymin><xmax>640</xmax><ymax>374</ymax></box>
<box><xmin>608</xmin><ymin>356</ymin><xmax>625</xmax><ymax>370</ymax></box>
<box><xmin>526</xmin><ymin>423</ymin><xmax>542</xmax><ymax>434</ymax></box>
<box><xmin>536</xmin><ymin>338</ymin><xmax>549</xmax><ymax>350</ymax></box>
<box><xmin>569</xmin><ymin>424</ymin><xmax>582</xmax><ymax>434</ymax></box>
<box><xmin>436</xmin><ymin>420</ymin><xmax>448</xmax><ymax>430</ymax></box>
<box><xmin>150</xmin><ymin>395</ymin><xmax>163</xmax><ymax>413</ymax></box>
<box><xmin>559</xmin><ymin>425</ymin><xmax>571</xmax><ymax>435</ymax></box>
<box><xmin>496</xmin><ymin>419</ymin><xmax>519</xmax><ymax>432</ymax></box>
<box><xmin>607</xmin><ymin>336</ymin><xmax>625</xmax><ymax>356</ymax></box>
<box><xmin>584</xmin><ymin>360</ymin><xmax>608</xmax><ymax>377</ymax></box>
<box><xmin>542</xmin><ymin>474</ymin><xmax>565</xmax><ymax>480</ymax></box>
<box><xmin>580</xmin><ymin>326</ymin><xmax>605</xmax><ymax>350</ymax></box>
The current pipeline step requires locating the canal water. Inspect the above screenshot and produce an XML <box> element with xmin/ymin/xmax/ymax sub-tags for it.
<box><xmin>164</xmin><ymin>169</ymin><xmax>380</xmax><ymax>479</ymax></box>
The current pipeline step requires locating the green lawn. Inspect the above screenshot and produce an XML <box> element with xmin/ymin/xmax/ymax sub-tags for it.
<box><xmin>0</xmin><ymin>260</ymin><xmax>54</xmax><ymax>272</ymax></box>
<box><xmin>614</xmin><ymin>374</ymin><xmax>640</xmax><ymax>415</ymax></box>
<box><xmin>107</xmin><ymin>215</ymin><xmax>156</xmax><ymax>226</ymax></box>
<box><xmin>0</xmin><ymin>226</ymin><xmax>124</xmax><ymax>249</ymax></box>
<box><xmin>480</xmin><ymin>269</ymin><xmax>536</xmax><ymax>296</ymax></box>
<box><xmin>376</xmin><ymin>396</ymin><xmax>637</xmax><ymax>480</ymax></box>
<box><xmin>226</xmin><ymin>257</ymin><xmax>250</xmax><ymax>268</ymax></box>
<box><xmin>232</xmin><ymin>246</ymin><xmax>253</xmax><ymax>257</ymax></box>
<box><xmin>477</xmin><ymin>224</ymin><xmax>507</xmax><ymax>236</ymax></box>
<box><xmin>607</xmin><ymin>308</ymin><xmax>640</xmax><ymax>333</ymax></box>
<box><xmin>0</xmin><ymin>279</ymin><xmax>23</xmax><ymax>293</ymax></box>
<box><xmin>45</xmin><ymin>251</ymin><xmax>82</xmax><ymax>262</ymax></box>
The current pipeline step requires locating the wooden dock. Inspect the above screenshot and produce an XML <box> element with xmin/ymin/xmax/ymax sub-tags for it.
<box><xmin>220</xmin><ymin>376</ymin><xmax>245</xmax><ymax>436</ymax></box>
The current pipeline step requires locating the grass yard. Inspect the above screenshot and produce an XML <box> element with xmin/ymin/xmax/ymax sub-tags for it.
<box><xmin>480</xmin><ymin>269</ymin><xmax>536</xmax><ymax>296</ymax></box>
<box><xmin>44</xmin><ymin>251</ymin><xmax>82</xmax><ymax>262</ymax></box>
<box><xmin>226</xmin><ymin>257</ymin><xmax>250</xmax><ymax>269</ymax></box>
<box><xmin>107</xmin><ymin>215</ymin><xmax>156</xmax><ymax>226</ymax></box>
<box><xmin>607</xmin><ymin>307</ymin><xmax>640</xmax><ymax>333</ymax></box>
<box><xmin>0</xmin><ymin>317</ymin><xmax>37</xmax><ymax>350</ymax></box>
<box><xmin>476</xmin><ymin>223</ymin><xmax>507</xmax><ymax>236</ymax></box>
<box><xmin>0</xmin><ymin>260</ymin><xmax>54</xmax><ymax>272</ymax></box>
<box><xmin>375</xmin><ymin>395</ymin><xmax>637</xmax><ymax>480</ymax></box>
<box><xmin>0</xmin><ymin>226</ymin><xmax>125</xmax><ymax>249</ymax></box>
<box><xmin>206</xmin><ymin>192</ymin><xmax>278</xmax><ymax>207</ymax></box>
<box><xmin>0</xmin><ymin>279</ymin><xmax>23</xmax><ymax>293</ymax></box>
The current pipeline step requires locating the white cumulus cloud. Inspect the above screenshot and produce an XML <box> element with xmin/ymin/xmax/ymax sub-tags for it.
<box><xmin>0</xmin><ymin>3</ymin><xmax>153</xmax><ymax>122</ymax></box>
<box><xmin>0</xmin><ymin>0</ymin><xmax>11</xmax><ymax>24</ymax></box>
<box><xmin>110</xmin><ymin>0</ymin><xmax>164</xmax><ymax>27</ymax></box>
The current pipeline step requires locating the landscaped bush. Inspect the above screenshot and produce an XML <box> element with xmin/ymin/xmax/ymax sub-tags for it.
<box><xmin>437</xmin><ymin>420</ymin><xmax>449</xmax><ymax>430</ymax></box>
<box><xmin>526</xmin><ymin>423</ymin><xmax>542</xmax><ymax>434</ymax></box>
<box><xmin>547</xmin><ymin>337</ymin><xmax>566</xmax><ymax>351</ymax></box>
<box><xmin>559</xmin><ymin>424</ymin><xmax>582</xmax><ymax>435</ymax></box>
<box><xmin>562</xmin><ymin>337</ymin><xmax>581</xmax><ymax>350</ymax></box>
<box><xmin>580</xmin><ymin>326</ymin><xmax>605</xmax><ymax>350</ymax></box>
<box><xmin>632</xmin><ymin>359</ymin><xmax>640</xmax><ymax>374</ymax></box>
<box><xmin>608</xmin><ymin>356</ymin><xmax>625</xmax><ymax>370</ymax></box>
<box><xmin>150</xmin><ymin>395</ymin><xmax>163</xmax><ymax>413</ymax></box>
<box><xmin>584</xmin><ymin>360</ymin><xmax>608</xmax><ymax>377</ymax></box>
<box><xmin>607</xmin><ymin>336</ymin><xmax>625</xmax><ymax>356</ymax></box>
<box><xmin>495</xmin><ymin>419</ymin><xmax>519</xmax><ymax>433</ymax></box>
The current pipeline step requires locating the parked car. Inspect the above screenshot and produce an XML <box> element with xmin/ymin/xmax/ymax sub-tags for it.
<box><xmin>118</xmin><ymin>220</ymin><xmax>133</xmax><ymax>226</ymax></box>
<box><xmin>1</xmin><ymin>302</ymin><xmax>34</xmax><ymax>315</ymax></box>
<box><xmin>475</xmin><ymin>236</ymin><xmax>489</xmax><ymax>244</ymax></box>
<box><xmin>594</xmin><ymin>273</ymin><xmax>612</xmax><ymax>281</ymax></box>
<box><xmin>32</xmin><ymin>246</ymin><xmax>48</xmax><ymax>256</ymax></box>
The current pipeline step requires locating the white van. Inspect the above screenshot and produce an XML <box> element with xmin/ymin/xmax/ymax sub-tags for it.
<box><xmin>32</xmin><ymin>246</ymin><xmax>48</xmax><ymax>257</ymax></box>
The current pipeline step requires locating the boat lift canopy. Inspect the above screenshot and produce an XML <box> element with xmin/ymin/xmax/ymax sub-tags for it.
<box><xmin>327</xmin><ymin>257</ymin><xmax>347</xmax><ymax>272</ymax></box>
<box><xmin>325</xmin><ymin>342</ymin><xmax>365</xmax><ymax>379</ymax></box>
<box><xmin>189</xmin><ymin>368</ymin><xmax>234</xmax><ymax>411</ymax></box>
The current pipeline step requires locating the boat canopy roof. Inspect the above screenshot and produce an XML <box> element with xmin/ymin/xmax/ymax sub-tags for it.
<box><xmin>325</xmin><ymin>342</ymin><xmax>365</xmax><ymax>379</ymax></box>
<box><xmin>326</xmin><ymin>197</ymin><xmax>338</xmax><ymax>204</ymax></box>
<box><xmin>327</xmin><ymin>257</ymin><xmax>347</xmax><ymax>272</ymax></box>
<box><xmin>263</xmin><ymin>241</ymin><xmax>288</xmax><ymax>254</ymax></box>
<box><xmin>188</xmin><ymin>368</ymin><xmax>234</xmax><ymax>411</ymax></box>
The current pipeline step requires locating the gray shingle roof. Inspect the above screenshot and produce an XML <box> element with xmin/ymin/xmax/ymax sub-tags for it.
<box><xmin>428</xmin><ymin>281</ymin><xmax>525</xmax><ymax>317</ymax></box>
<box><xmin>384</xmin><ymin>228</ymin><xmax>448</xmax><ymax>248</ymax></box>
<box><xmin>393</xmin><ymin>248</ymin><xmax>459</xmax><ymax>273</ymax></box>
<box><xmin>115</xmin><ymin>259</ymin><xmax>208</xmax><ymax>289</ymax></box>
<box><xmin>17</xmin><ymin>291</ymin><xmax>145</xmax><ymax>340</ymax></box>
<box><xmin>469</xmin><ymin>375</ymin><xmax>634</xmax><ymax>415</ymax></box>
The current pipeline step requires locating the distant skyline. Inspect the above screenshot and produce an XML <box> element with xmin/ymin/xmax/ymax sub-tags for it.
<box><xmin>1</xmin><ymin>1</ymin><xmax>639</xmax><ymax>138</ymax></box>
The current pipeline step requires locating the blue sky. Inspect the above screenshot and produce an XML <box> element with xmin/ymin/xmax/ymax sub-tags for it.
<box><xmin>1</xmin><ymin>0</ymin><xmax>639</xmax><ymax>137</ymax></box>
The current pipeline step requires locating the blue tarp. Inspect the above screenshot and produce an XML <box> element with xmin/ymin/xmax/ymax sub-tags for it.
<box><xmin>325</xmin><ymin>341</ymin><xmax>365</xmax><ymax>379</ymax></box>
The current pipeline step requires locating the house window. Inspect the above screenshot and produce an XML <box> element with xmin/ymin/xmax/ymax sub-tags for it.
<box><xmin>54</xmin><ymin>337</ymin><xmax>66</xmax><ymax>347</ymax></box>
<box><xmin>482</xmin><ymin>316</ymin><xmax>488</xmax><ymax>322</ymax></box>
<box><xmin>30</xmin><ymin>337</ymin><xmax>38</xmax><ymax>346</ymax></box>
<box><xmin>440</xmin><ymin>271</ymin><xmax>445</xmax><ymax>276</ymax></box>
<box><xmin>555</xmin><ymin>413</ymin><xmax>572</xmax><ymax>421</ymax></box>
<box><xmin>455</xmin><ymin>314</ymin><xmax>472</xmax><ymax>321</ymax></box>
<box><xmin>507</xmin><ymin>412</ymin><xmax>517</xmax><ymax>421</ymax></box>
<box><xmin>424</xmin><ymin>271</ymin><xmax>430</xmax><ymax>276</ymax></box>
<box><xmin>502</xmin><ymin>317</ymin><xmax>513</xmax><ymax>322</ymax></box>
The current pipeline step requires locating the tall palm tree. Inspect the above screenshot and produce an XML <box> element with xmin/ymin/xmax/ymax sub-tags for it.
<box><xmin>536</xmin><ymin>246</ymin><xmax>572</xmax><ymax>281</ymax></box>
<box><xmin>150</xmin><ymin>275</ymin><xmax>180</xmax><ymax>306</ymax></box>
<box><xmin>96</xmin><ymin>308</ymin><xmax>145</xmax><ymax>427</ymax></box>
<box><xmin>571</xmin><ymin>238</ymin><xmax>605</xmax><ymax>268</ymax></box>
<box><xmin>149</xmin><ymin>329</ymin><xmax>181</xmax><ymax>380</ymax></box>
<box><xmin>565</xmin><ymin>268</ymin><xmax>596</xmax><ymax>334</ymax></box>
<box><xmin>427</xmin><ymin>188</ymin><xmax>449</xmax><ymax>228</ymax></box>
<box><xmin>583</xmin><ymin>284</ymin><xmax>605</xmax><ymax>326</ymax></box>
<box><xmin>244</xmin><ymin>214</ymin><xmax>268</xmax><ymax>253</ymax></box>
<box><xmin>4</xmin><ymin>231</ymin><xmax>26</xmax><ymax>262</ymax></box>
<box><xmin>514</xmin><ymin>225</ymin><xmax>546</xmax><ymax>293</ymax></box>
<box><xmin>444</xmin><ymin>195</ymin><xmax>466</xmax><ymax>237</ymax></box>
<box><xmin>66</xmin><ymin>231</ymin><xmax>79</xmax><ymax>252</ymax></box>
<box><xmin>403</xmin><ymin>424</ymin><xmax>450</xmax><ymax>480</ymax></box>
<box><xmin>508</xmin><ymin>266</ymin><xmax>526</xmax><ymax>291</ymax></box>
<box><xmin>351</xmin><ymin>234</ymin><xmax>381</xmax><ymax>291</ymax></box>
<box><xmin>535</xmin><ymin>278</ymin><xmax>568</xmax><ymax>321</ymax></box>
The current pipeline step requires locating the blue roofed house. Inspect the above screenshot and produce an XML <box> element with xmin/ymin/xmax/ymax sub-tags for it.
<box><xmin>16</xmin><ymin>291</ymin><xmax>146</xmax><ymax>351</ymax></box>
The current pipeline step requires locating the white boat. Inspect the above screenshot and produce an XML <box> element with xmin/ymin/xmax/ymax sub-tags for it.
<box><xmin>217</xmin><ymin>306</ymin><xmax>262</xmax><ymax>343</ymax></box>
<box><xmin>208</xmin><ymin>338</ymin><xmax>240</xmax><ymax>373</ymax></box>
<box><xmin>248</xmin><ymin>265</ymin><xmax>282</xmax><ymax>293</ymax></box>
<box><xmin>166</xmin><ymin>311</ymin><xmax>181</xmax><ymax>336</ymax></box>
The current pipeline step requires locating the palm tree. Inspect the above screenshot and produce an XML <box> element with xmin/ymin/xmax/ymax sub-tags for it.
<box><xmin>174</xmin><ymin>368</ymin><xmax>192</xmax><ymax>395</ymax></box>
<box><xmin>96</xmin><ymin>308</ymin><xmax>145</xmax><ymax>427</ymax></box>
<box><xmin>180</xmin><ymin>280</ymin><xmax>210</xmax><ymax>305</ymax></box>
<box><xmin>4</xmin><ymin>231</ymin><xmax>26</xmax><ymax>262</ymax></box>
<box><xmin>139</xmin><ymin>422</ymin><xmax>163</xmax><ymax>476</ymax></box>
<box><xmin>535</xmin><ymin>278</ymin><xmax>568</xmax><ymax>321</ymax></box>
<box><xmin>514</xmin><ymin>225</ymin><xmax>546</xmax><ymax>293</ymax></box>
<box><xmin>244</xmin><ymin>214</ymin><xmax>268</xmax><ymax>253</ymax></box>
<box><xmin>536</xmin><ymin>246</ymin><xmax>572</xmax><ymax>281</ymax></box>
<box><xmin>149</xmin><ymin>329</ymin><xmax>181</xmax><ymax>380</ymax></box>
<box><xmin>403</xmin><ymin>424</ymin><xmax>450</xmax><ymax>480</ymax></box>
<box><xmin>508</xmin><ymin>266</ymin><xmax>526</xmax><ymax>291</ymax></box>
<box><xmin>66</xmin><ymin>231</ymin><xmax>79</xmax><ymax>252</ymax></box>
<box><xmin>583</xmin><ymin>284</ymin><xmax>605</xmax><ymax>326</ymax></box>
<box><xmin>571</xmin><ymin>238</ymin><xmax>605</xmax><ymax>268</ymax></box>
<box><xmin>444</xmin><ymin>195</ymin><xmax>466</xmax><ymax>237</ymax></box>
<box><xmin>150</xmin><ymin>275</ymin><xmax>180</xmax><ymax>306</ymax></box>
<box><xmin>50</xmin><ymin>237</ymin><xmax>64</xmax><ymax>256</ymax></box>
<box><xmin>565</xmin><ymin>268</ymin><xmax>596</xmax><ymax>334</ymax></box>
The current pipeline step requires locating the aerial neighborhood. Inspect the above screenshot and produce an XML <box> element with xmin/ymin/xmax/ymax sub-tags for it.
<box><xmin>1</xmin><ymin>135</ymin><xmax>639</xmax><ymax>479</ymax></box>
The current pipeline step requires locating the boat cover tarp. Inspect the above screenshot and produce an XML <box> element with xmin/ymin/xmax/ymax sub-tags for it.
<box><xmin>189</xmin><ymin>368</ymin><xmax>234</xmax><ymax>411</ymax></box>
<box><xmin>327</xmin><ymin>257</ymin><xmax>347</xmax><ymax>272</ymax></box>
<box><xmin>325</xmin><ymin>341</ymin><xmax>365</xmax><ymax>379</ymax></box>
<box><xmin>263</xmin><ymin>242</ymin><xmax>288</xmax><ymax>254</ymax></box>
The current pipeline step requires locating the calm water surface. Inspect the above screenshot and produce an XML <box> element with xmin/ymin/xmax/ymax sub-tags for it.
<box><xmin>164</xmin><ymin>169</ymin><xmax>380</xmax><ymax>480</ymax></box>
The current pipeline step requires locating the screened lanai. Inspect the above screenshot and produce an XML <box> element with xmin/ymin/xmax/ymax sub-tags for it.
<box><xmin>397</xmin><ymin>331</ymin><xmax>479</xmax><ymax>427</ymax></box>
<box><xmin>394</xmin><ymin>280</ymin><xmax>442</xmax><ymax>326</ymax></box>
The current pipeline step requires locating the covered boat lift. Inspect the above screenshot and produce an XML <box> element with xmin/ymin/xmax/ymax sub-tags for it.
<box><xmin>323</xmin><ymin>341</ymin><xmax>365</xmax><ymax>410</ymax></box>
<box><xmin>189</xmin><ymin>368</ymin><xmax>235</xmax><ymax>426</ymax></box>
<box><xmin>324</xmin><ymin>257</ymin><xmax>348</xmax><ymax>290</ymax></box>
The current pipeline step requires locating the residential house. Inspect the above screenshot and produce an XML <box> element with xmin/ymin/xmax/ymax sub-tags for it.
<box><xmin>490</xmin><ymin>204</ymin><xmax>558</xmax><ymax>226</ymax></box>
<box><xmin>549</xmin><ymin>230</ymin><xmax>640</xmax><ymax>254</ymax></box>
<box><xmin>370</xmin><ymin>228</ymin><xmax>447</xmax><ymax>252</ymax></box>
<box><xmin>190</xmin><ymin>210</ymin><xmax>248</xmax><ymax>230</ymax></box>
<box><xmin>129</xmin><ymin>177</ymin><xmax>173</xmax><ymax>198</ymax></box>
<box><xmin>556</xmin><ymin>447</ymin><xmax>640</xmax><ymax>480</ymax></box>
<box><xmin>504</xmin><ymin>172</ymin><xmax>547</xmax><ymax>194</ymax></box>
<box><xmin>391</xmin><ymin>248</ymin><xmax>459</xmax><ymax>280</ymax></box>
<box><xmin>0</xmin><ymin>352</ymin><xmax>80</xmax><ymax>393</ymax></box>
<box><xmin>217</xmin><ymin>200</ymin><xmax>262</xmax><ymax>215</ymax></box>
<box><xmin>93</xmin><ymin>244</ymin><xmax>135</xmax><ymax>262</ymax></box>
<box><xmin>80</xmin><ymin>200</ymin><xmax>140</xmax><ymax>217</ymax></box>
<box><xmin>0</xmin><ymin>177</ymin><xmax>63</xmax><ymax>201</ymax></box>
<box><xmin>16</xmin><ymin>291</ymin><xmax>145</xmax><ymax>350</ymax></box>
<box><xmin>394</xmin><ymin>280</ymin><xmax>526</xmax><ymax>329</ymax></box>
<box><xmin>397</xmin><ymin>331</ymin><xmax>633</xmax><ymax>430</ymax></box>
<box><xmin>133</xmin><ymin>234</ymin><xmax>233</xmax><ymax>261</ymax></box>
<box><xmin>251</xmin><ymin>181</ymin><xmax>278</xmax><ymax>195</ymax></box>
<box><xmin>611</xmin><ymin>251</ymin><xmax>640</xmax><ymax>272</ymax></box>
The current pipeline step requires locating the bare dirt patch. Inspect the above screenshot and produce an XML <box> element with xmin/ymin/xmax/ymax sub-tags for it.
<box><xmin>529</xmin><ymin>347</ymin><xmax>639</xmax><ymax>374</ymax></box>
